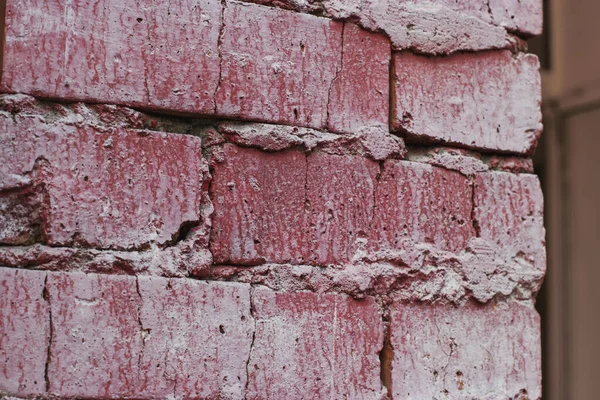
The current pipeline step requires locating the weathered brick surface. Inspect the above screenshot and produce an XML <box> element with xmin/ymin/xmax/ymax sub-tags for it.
<box><xmin>46</xmin><ymin>272</ymin><xmax>142</xmax><ymax>398</ymax></box>
<box><xmin>306</xmin><ymin>152</ymin><xmax>379</xmax><ymax>264</ymax></box>
<box><xmin>246</xmin><ymin>287</ymin><xmax>384</xmax><ymax>399</ymax></box>
<box><xmin>392</xmin><ymin>51</ymin><xmax>542</xmax><ymax>155</ymax></box>
<box><xmin>1</xmin><ymin>0</ymin><xmax>221</xmax><ymax>114</ymax></box>
<box><xmin>0</xmin><ymin>113</ymin><xmax>205</xmax><ymax>250</ymax></box>
<box><xmin>210</xmin><ymin>144</ymin><xmax>308</xmax><ymax>265</ymax></box>
<box><xmin>0</xmin><ymin>268</ymin><xmax>49</xmax><ymax>397</ymax></box>
<box><xmin>245</xmin><ymin>0</ymin><xmax>542</xmax><ymax>52</ymax></box>
<box><xmin>474</xmin><ymin>171</ymin><xmax>546</xmax><ymax>271</ymax></box>
<box><xmin>0</xmin><ymin>188</ymin><xmax>43</xmax><ymax>245</ymax></box>
<box><xmin>215</xmin><ymin>1</ymin><xmax>342</xmax><ymax>128</ymax></box>
<box><xmin>371</xmin><ymin>160</ymin><xmax>475</xmax><ymax>253</ymax></box>
<box><xmin>136</xmin><ymin>277</ymin><xmax>253</xmax><ymax>399</ymax></box>
<box><xmin>390</xmin><ymin>301</ymin><xmax>541</xmax><ymax>399</ymax></box>
<box><xmin>144</xmin><ymin>0</ymin><xmax>222</xmax><ymax>113</ymax></box>
<box><xmin>326</xmin><ymin>23</ymin><xmax>390</xmax><ymax>133</ymax></box>
<box><xmin>211</xmin><ymin>146</ymin><xmax>479</xmax><ymax>265</ymax></box>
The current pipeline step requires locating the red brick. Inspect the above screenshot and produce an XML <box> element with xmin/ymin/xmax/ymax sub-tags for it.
<box><xmin>245</xmin><ymin>0</ymin><xmax>517</xmax><ymax>53</ymax></box>
<box><xmin>473</xmin><ymin>171</ymin><xmax>545</xmax><ymax>271</ymax></box>
<box><xmin>489</xmin><ymin>0</ymin><xmax>543</xmax><ymax>36</ymax></box>
<box><xmin>0</xmin><ymin>268</ymin><xmax>49</xmax><ymax>397</ymax></box>
<box><xmin>0</xmin><ymin>113</ymin><xmax>205</xmax><ymax>249</ymax></box>
<box><xmin>136</xmin><ymin>277</ymin><xmax>254</xmax><ymax>399</ymax></box>
<box><xmin>215</xmin><ymin>1</ymin><xmax>343</xmax><ymax>128</ymax></box>
<box><xmin>46</xmin><ymin>272</ymin><xmax>142</xmax><ymax>398</ymax></box>
<box><xmin>326</xmin><ymin>23</ymin><xmax>390</xmax><ymax>133</ymax></box>
<box><xmin>392</xmin><ymin>51</ymin><xmax>542</xmax><ymax>155</ymax></box>
<box><xmin>371</xmin><ymin>160</ymin><xmax>475</xmax><ymax>253</ymax></box>
<box><xmin>210</xmin><ymin>144</ymin><xmax>307</xmax><ymax>264</ymax></box>
<box><xmin>246</xmin><ymin>288</ymin><xmax>384</xmax><ymax>399</ymax></box>
<box><xmin>1</xmin><ymin>0</ymin><xmax>220</xmax><ymax>114</ymax></box>
<box><xmin>390</xmin><ymin>302</ymin><xmax>541</xmax><ymax>399</ymax></box>
<box><xmin>144</xmin><ymin>0</ymin><xmax>222</xmax><ymax>113</ymax></box>
<box><xmin>306</xmin><ymin>152</ymin><xmax>379</xmax><ymax>264</ymax></box>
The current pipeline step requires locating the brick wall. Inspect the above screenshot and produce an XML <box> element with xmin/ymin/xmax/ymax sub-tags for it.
<box><xmin>0</xmin><ymin>1</ymin><xmax>544</xmax><ymax>399</ymax></box>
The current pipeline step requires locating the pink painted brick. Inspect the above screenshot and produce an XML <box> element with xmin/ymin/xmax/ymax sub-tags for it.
<box><xmin>392</xmin><ymin>51</ymin><xmax>542</xmax><ymax>155</ymax></box>
<box><xmin>326</xmin><ymin>23</ymin><xmax>390</xmax><ymax>133</ymax></box>
<box><xmin>489</xmin><ymin>0</ymin><xmax>543</xmax><ymax>36</ymax></box>
<box><xmin>246</xmin><ymin>287</ymin><xmax>384</xmax><ymax>399</ymax></box>
<box><xmin>306</xmin><ymin>152</ymin><xmax>379</xmax><ymax>264</ymax></box>
<box><xmin>210</xmin><ymin>144</ymin><xmax>308</xmax><ymax>264</ymax></box>
<box><xmin>0</xmin><ymin>268</ymin><xmax>49</xmax><ymax>397</ymax></box>
<box><xmin>2</xmin><ymin>0</ymin><xmax>146</xmax><ymax>104</ymax></box>
<box><xmin>46</xmin><ymin>272</ymin><xmax>142</xmax><ymax>398</ymax></box>
<box><xmin>0</xmin><ymin>113</ymin><xmax>205</xmax><ymax>249</ymax></box>
<box><xmin>136</xmin><ymin>277</ymin><xmax>254</xmax><ymax>399</ymax></box>
<box><xmin>244</xmin><ymin>0</ymin><xmax>542</xmax><ymax>52</ymax></box>
<box><xmin>1</xmin><ymin>0</ymin><xmax>220</xmax><ymax>114</ymax></box>
<box><xmin>144</xmin><ymin>0</ymin><xmax>222</xmax><ymax>113</ymax></box>
<box><xmin>390</xmin><ymin>301</ymin><xmax>541</xmax><ymax>399</ymax></box>
<box><xmin>474</xmin><ymin>171</ymin><xmax>546</xmax><ymax>271</ymax></box>
<box><xmin>371</xmin><ymin>160</ymin><xmax>475</xmax><ymax>253</ymax></box>
<box><xmin>215</xmin><ymin>1</ymin><xmax>343</xmax><ymax>129</ymax></box>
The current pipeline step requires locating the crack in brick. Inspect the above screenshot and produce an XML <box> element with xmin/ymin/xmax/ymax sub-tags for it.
<box><xmin>134</xmin><ymin>276</ymin><xmax>150</xmax><ymax>390</ymax></box>
<box><xmin>42</xmin><ymin>272</ymin><xmax>53</xmax><ymax>395</ymax></box>
<box><xmin>325</xmin><ymin>21</ymin><xmax>345</xmax><ymax>130</ymax></box>
<box><xmin>243</xmin><ymin>285</ymin><xmax>257</xmax><ymax>399</ymax></box>
<box><xmin>212</xmin><ymin>0</ymin><xmax>227</xmax><ymax>114</ymax></box>
<box><xmin>379</xmin><ymin>307</ymin><xmax>394</xmax><ymax>399</ymax></box>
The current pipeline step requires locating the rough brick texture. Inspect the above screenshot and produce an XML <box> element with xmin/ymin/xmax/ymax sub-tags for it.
<box><xmin>0</xmin><ymin>0</ymin><xmax>545</xmax><ymax>398</ymax></box>
<box><xmin>246</xmin><ymin>288</ymin><xmax>385</xmax><ymax>398</ymax></box>
<box><xmin>0</xmin><ymin>110</ymin><xmax>206</xmax><ymax>250</ymax></box>
<box><xmin>0</xmin><ymin>268</ymin><xmax>49</xmax><ymax>397</ymax></box>
<box><xmin>392</xmin><ymin>51</ymin><xmax>542</xmax><ymax>155</ymax></box>
<box><xmin>390</xmin><ymin>301</ymin><xmax>541</xmax><ymax>399</ymax></box>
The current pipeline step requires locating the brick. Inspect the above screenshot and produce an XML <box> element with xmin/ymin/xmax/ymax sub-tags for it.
<box><xmin>390</xmin><ymin>302</ymin><xmax>541</xmax><ymax>399</ymax></box>
<box><xmin>246</xmin><ymin>287</ymin><xmax>384</xmax><ymax>399</ymax></box>
<box><xmin>215</xmin><ymin>1</ymin><xmax>343</xmax><ymax>129</ymax></box>
<box><xmin>136</xmin><ymin>277</ymin><xmax>254</xmax><ymax>399</ymax></box>
<box><xmin>391</xmin><ymin>51</ymin><xmax>542</xmax><ymax>155</ymax></box>
<box><xmin>489</xmin><ymin>0</ymin><xmax>543</xmax><ymax>36</ymax></box>
<box><xmin>246</xmin><ymin>0</ymin><xmax>532</xmax><ymax>53</ymax></box>
<box><xmin>473</xmin><ymin>171</ymin><xmax>545</xmax><ymax>271</ymax></box>
<box><xmin>326</xmin><ymin>23</ymin><xmax>390</xmax><ymax>133</ymax></box>
<box><xmin>306</xmin><ymin>152</ymin><xmax>379</xmax><ymax>264</ymax></box>
<box><xmin>210</xmin><ymin>144</ymin><xmax>308</xmax><ymax>264</ymax></box>
<box><xmin>0</xmin><ymin>268</ymin><xmax>49</xmax><ymax>397</ymax></box>
<box><xmin>0</xmin><ymin>113</ymin><xmax>205</xmax><ymax>250</ymax></box>
<box><xmin>1</xmin><ymin>0</ymin><xmax>220</xmax><ymax>114</ymax></box>
<box><xmin>371</xmin><ymin>160</ymin><xmax>475</xmax><ymax>253</ymax></box>
<box><xmin>144</xmin><ymin>0</ymin><xmax>222</xmax><ymax>113</ymax></box>
<box><xmin>46</xmin><ymin>272</ymin><xmax>142</xmax><ymax>398</ymax></box>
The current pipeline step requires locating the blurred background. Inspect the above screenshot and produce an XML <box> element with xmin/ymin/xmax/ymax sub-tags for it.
<box><xmin>528</xmin><ymin>0</ymin><xmax>600</xmax><ymax>398</ymax></box>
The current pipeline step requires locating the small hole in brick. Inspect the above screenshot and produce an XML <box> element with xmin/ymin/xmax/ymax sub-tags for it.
<box><xmin>136</xmin><ymin>17</ymin><xmax>143</xmax><ymax>23</ymax></box>
<box><xmin>241</xmin><ymin>315</ymin><xmax>246</xmax><ymax>321</ymax></box>
<box><xmin>293</xmin><ymin>108</ymin><xmax>298</xmax><ymax>119</ymax></box>
<box><xmin>219</xmin><ymin>325</ymin><xmax>225</xmax><ymax>334</ymax></box>
<box><xmin>83</xmin><ymin>176</ymin><xmax>89</xmax><ymax>182</ymax></box>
